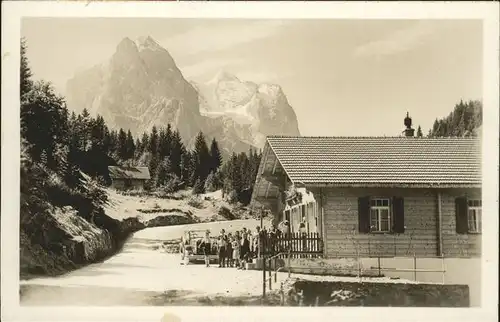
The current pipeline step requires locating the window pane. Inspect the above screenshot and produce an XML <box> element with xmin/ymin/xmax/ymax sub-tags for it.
<box><xmin>478</xmin><ymin>209</ymin><xmax>482</xmax><ymax>232</ymax></box>
<box><xmin>468</xmin><ymin>209</ymin><xmax>477</xmax><ymax>232</ymax></box>
<box><xmin>380</xmin><ymin>220</ymin><xmax>389</xmax><ymax>231</ymax></box>
<box><xmin>382</xmin><ymin>199</ymin><xmax>389</xmax><ymax>207</ymax></box>
<box><xmin>380</xmin><ymin>209</ymin><xmax>389</xmax><ymax>220</ymax></box>
<box><xmin>370</xmin><ymin>209</ymin><xmax>378</xmax><ymax>229</ymax></box>
<box><xmin>370</xmin><ymin>199</ymin><xmax>376</xmax><ymax>206</ymax></box>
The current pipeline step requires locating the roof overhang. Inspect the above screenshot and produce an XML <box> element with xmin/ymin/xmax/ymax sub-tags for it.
<box><xmin>299</xmin><ymin>182</ymin><xmax>482</xmax><ymax>189</ymax></box>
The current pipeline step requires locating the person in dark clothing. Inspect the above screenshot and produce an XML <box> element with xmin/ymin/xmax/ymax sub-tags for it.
<box><xmin>217</xmin><ymin>235</ymin><xmax>227</xmax><ymax>267</ymax></box>
<box><xmin>200</xmin><ymin>230</ymin><xmax>212</xmax><ymax>267</ymax></box>
<box><xmin>239</xmin><ymin>233</ymin><xmax>250</xmax><ymax>269</ymax></box>
<box><xmin>226</xmin><ymin>233</ymin><xmax>233</xmax><ymax>267</ymax></box>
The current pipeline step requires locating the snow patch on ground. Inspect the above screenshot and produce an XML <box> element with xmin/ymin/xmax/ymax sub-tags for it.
<box><xmin>104</xmin><ymin>188</ymin><xmax>231</xmax><ymax>223</ymax></box>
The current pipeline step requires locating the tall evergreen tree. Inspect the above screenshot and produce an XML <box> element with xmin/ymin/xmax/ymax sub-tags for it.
<box><xmin>148</xmin><ymin>126</ymin><xmax>159</xmax><ymax>156</ymax></box>
<box><xmin>155</xmin><ymin>159</ymin><xmax>172</xmax><ymax>187</ymax></box>
<box><xmin>416</xmin><ymin>125</ymin><xmax>423</xmax><ymax>138</ymax></box>
<box><xmin>126</xmin><ymin>130</ymin><xmax>135</xmax><ymax>159</ymax></box>
<box><xmin>192</xmin><ymin>131</ymin><xmax>211</xmax><ymax>184</ymax></box>
<box><xmin>117</xmin><ymin>128</ymin><xmax>128</xmax><ymax>160</ymax></box>
<box><xmin>209</xmin><ymin>138</ymin><xmax>222</xmax><ymax>173</ymax></box>
<box><xmin>169</xmin><ymin>130</ymin><xmax>184</xmax><ymax>178</ymax></box>
<box><xmin>21</xmin><ymin>80</ymin><xmax>69</xmax><ymax>169</ymax></box>
<box><xmin>20</xmin><ymin>38</ymin><xmax>33</xmax><ymax>98</ymax></box>
<box><xmin>428</xmin><ymin>100</ymin><xmax>482</xmax><ymax>138</ymax></box>
<box><xmin>180</xmin><ymin>151</ymin><xmax>192</xmax><ymax>184</ymax></box>
<box><xmin>139</xmin><ymin>132</ymin><xmax>149</xmax><ymax>155</ymax></box>
<box><xmin>165</xmin><ymin>124</ymin><xmax>173</xmax><ymax>156</ymax></box>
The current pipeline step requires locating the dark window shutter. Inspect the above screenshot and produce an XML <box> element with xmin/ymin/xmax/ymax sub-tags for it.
<box><xmin>455</xmin><ymin>197</ymin><xmax>468</xmax><ymax>234</ymax></box>
<box><xmin>392</xmin><ymin>197</ymin><xmax>405</xmax><ymax>234</ymax></box>
<box><xmin>358</xmin><ymin>196</ymin><xmax>371</xmax><ymax>233</ymax></box>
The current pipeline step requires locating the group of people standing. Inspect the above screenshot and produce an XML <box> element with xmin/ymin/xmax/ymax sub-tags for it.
<box><xmin>214</xmin><ymin>227</ymin><xmax>262</xmax><ymax>269</ymax></box>
<box><xmin>197</xmin><ymin>218</ymin><xmax>308</xmax><ymax>268</ymax></box>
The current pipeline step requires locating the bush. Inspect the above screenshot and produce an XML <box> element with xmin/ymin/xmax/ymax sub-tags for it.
<box><xmin>218</xmin><ymin>206</ymin><xmax>236</xmax><ymax>220</ymax></box>
<box><xmin>193</xmin><ymin>178</ymin><xmax>205</xmax><ymax>195</ymax></box>
<box><xmin>226</xmin><ymin>190</ymin><xmax>239</xmax><ymax>204</ymax></box>
<box><xmin>163</xmin><ymin>174</ymin><xmax>182</xmax><ymax>193</ymax></box>
<box><xmin>204</xmin><ymin>172</ymin><xmax>216</xmax><ymax>192</ymax></box>
<box><xmin>187</xmin><ymin>195</ymin><xmax>204</xmax><ymax>209</ymax></box>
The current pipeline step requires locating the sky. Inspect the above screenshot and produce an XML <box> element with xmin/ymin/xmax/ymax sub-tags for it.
<box><xmin>21</xmin><ymin>18</ymin><xmax>483</xmax><ymax>137</ymax></box>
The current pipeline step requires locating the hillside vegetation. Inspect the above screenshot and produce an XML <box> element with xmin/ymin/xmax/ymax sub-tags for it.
<box><xmin>427</xmin><ymin>100</ymin><xmax>482</xmax><ymax>138</ymax></box>
<box><xmin>19</xmin><ymin>38</ymin><xmax>264</xmax><ymax>278</ymax></box>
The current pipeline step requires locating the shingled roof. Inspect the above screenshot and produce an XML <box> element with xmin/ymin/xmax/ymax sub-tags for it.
<box><xmin>267</xmin><ymin>136</ymin><xmax>481</xmax><ymax>188</ymax></box>
<box><xmin>108</xmin><ymin>166</ymin><xmax>151</xmax><ymax>180</ymax></box>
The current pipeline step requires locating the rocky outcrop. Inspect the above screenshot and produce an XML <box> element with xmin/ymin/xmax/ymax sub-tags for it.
<box><xmin>20</xmin><ymin>204</ymin><xmax>198</xmax><ymax>279</ymax></box>
<box><xmin>20</xmin><ymin>206</ymin><xmax>114</xmax><ymax>277</ymax></box>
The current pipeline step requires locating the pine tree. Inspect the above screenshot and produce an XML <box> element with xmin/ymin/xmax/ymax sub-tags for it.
<box><xmin>230</xmin><ymin>152</ymin><xmax>242</xmax><ymax>194</ymax></box>
<box><xmin>180</xmin><ymin>151</ymin><xmax>192</xmax><ymax>183</ymax></box>
<box><xmin>155</xmin><ymin>159</ymin><xmax>172</xmax><ymax>187</ymax></box>
<box><xmin>416</xmin><ymin>125</ymin><xmax>423</xmax><ymax>138</ymax></box>
<box><xmin>140</xmin><ymin>132</ymin><xmax>149</xmax><ymax>155</ymax></box>
<box><xmin>169</xmin><ymin>130</ymin><xmax>184</xmax><ymax>178</ymax></box>
<box><xmin>117</xmin><ymin>128</ymin><xmax>128</xmax><ymax>161</ymax></box>
<box><xmin>158</xmin><ymin>127</ymin><xmax>167</xmax><ymax>159</ymax></box>
<box><xmin>428</xmin><ymin>100</ymin><xmax>482</xmax><ymax>138</ymax></box>
<box><xmin>126</xmin><ymin>130</ymin><xmax>135</xmax><ymax>159</ymax></box>
<box><xmin>134</xmin><ymin>137</ymin><xmax>141</xmax><ymax>158</ymax></box>
<box><xmin>21</xmin><ymin>80</ymin><xmax>69</xmax><ymax>168</ymax></box>
<box><xmin>149</xmin><ymin>154</ymin><xmax>160</xmax><ymax>178</ymax></box>
<box><xmin>148</xmin><ymin>126</ymin><xmax>159</xmax><ymax>156</ymax></box>
<box><xmin>20</xmin><ymin>38</ymin><xmax>33</xmax><ymax>98</ymax></box>
<box><xmin>89</xmin><ymin>115</ymin><xmax>106</xmax><ymax>152</ymax></box>
<box><xmin>80</xmin><ymin>108</ymin><xmax>92</xmax><ymax>151</ymax></box>
<box><xmin>239</xmin><ymin>152</ymin><xmax>251</xmax><ymax>189</ymax></box>
<box><xmin>204</xmin><ymin>172</ymin><xmax>216</xmax><ymax>192</ymax></box>
<box><xmin>193</xmin><ymin>178</ymin><xmax>204</xmax><ymax>194</ymax></box>
<box><xmin>192</xmin><ymin>131</ymin><xmax>211</xmax><ymax>185</ymax></box>
<box><xmin>165</xmin><ymin>124</ymin><xmax>173</xmax><ymax>156</ymax></box>
<box><xmin>209</xmin><ymin>138</ymin><xmax>222</xmax><ymax>173</ymax></box>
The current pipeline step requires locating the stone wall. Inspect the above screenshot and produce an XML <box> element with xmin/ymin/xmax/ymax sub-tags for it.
<box><xmin>286</xmin><ymin>280</ymin><xmax>470</xmax><ymax>307</ymax></box>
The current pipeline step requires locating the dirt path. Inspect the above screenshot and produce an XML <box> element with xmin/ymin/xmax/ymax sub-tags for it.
<box><xmin>20</xmin><ymin>220</ymin><xmax>278</xmax><ymax>306</ymax></box>
<box><xmin>21</xmin><ymin>219</ymin><xmax>425</xmax><ymax>306</ymax></box>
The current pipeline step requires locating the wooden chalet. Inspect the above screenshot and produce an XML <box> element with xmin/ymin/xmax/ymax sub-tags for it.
<box><xmin>251</xmin><ymin>122</ymin><xmax>481</xmax><ymax>259</ymax></box>
<box><xmin>108</xmin><ymin>166</ymin><xmax>151</xmax><ymax>190</ymax></box>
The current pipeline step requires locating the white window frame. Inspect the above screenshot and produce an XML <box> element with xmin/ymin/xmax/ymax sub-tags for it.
<box><xmin>370</xmin><ymin>198</ymin><xmax>392</xmax><ymax>233</ymax></box>
<box><xmin>467</xmin><ymin>199</ymin><xmax>482</xmax><ymax>233</ymax></box>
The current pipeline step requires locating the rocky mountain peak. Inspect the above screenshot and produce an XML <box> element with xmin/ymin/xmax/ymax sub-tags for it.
<box><xmin>115</xmin><ymin>37</ymin><xmax>139</xmax><ymax>57</ymax></box>
<box><xmin>209</xmin><ymin>70</ymin><xmax>241</xmax><ymax>84</ymax></box>
<box><xmin>135</xmin><ymin>36</ymin><xmax>163</xmax><ymax>52</ymax></box>
<box><xmin>65</xmin><ymin>37</ymin><xmax>301</xmax><ymax>157</ymax></box>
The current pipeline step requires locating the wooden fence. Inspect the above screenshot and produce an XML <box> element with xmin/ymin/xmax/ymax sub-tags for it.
<box><xmin>260</xmin><ymin>232</ymin><xmax>323</xmax><ymax>258</ymax></box>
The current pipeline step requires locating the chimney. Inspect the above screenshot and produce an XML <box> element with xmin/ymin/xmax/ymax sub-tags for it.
<box><xmin>404</xmin><ymin>112</ymin><xmax>415</xmax><ymax>137</ymax></box>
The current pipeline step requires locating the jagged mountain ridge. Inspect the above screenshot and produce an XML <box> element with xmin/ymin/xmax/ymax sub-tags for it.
<box><xmin>65</xmin><ymin>36</ymin><xmax>300</xmax><ymax>156</ymax></box>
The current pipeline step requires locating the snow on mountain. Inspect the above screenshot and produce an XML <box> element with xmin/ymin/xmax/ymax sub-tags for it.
<box><xmin>65</xmin><ymin>36</ymin><xmax>300</xmax><ymax>156</ymax></box>
<box><xmin>194</xmin><ymin>70</ymin><xmax>300</xmax><ymax>148</ymax></box>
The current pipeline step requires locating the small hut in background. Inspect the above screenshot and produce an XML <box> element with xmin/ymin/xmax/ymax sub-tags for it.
<box><xmin>108</xmin><ymin>166</ymin><xmax>151</xmax><ymax>190</ymax></box>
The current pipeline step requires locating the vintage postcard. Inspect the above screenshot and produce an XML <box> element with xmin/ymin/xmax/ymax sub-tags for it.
<box><xmin>1</xmin><ymin>2</ymin><xmax>499</xmax><ymax>322</ymax></box>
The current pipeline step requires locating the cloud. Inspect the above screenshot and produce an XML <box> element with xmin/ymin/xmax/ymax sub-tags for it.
<box><xmin>160</xmin><ymin>20</ymin><xmax>289</xmax><ymax>57</ymax></box>
<box><xmin>354</xmin><ymin>21</ymin><xmax>435</xmax><ymax>57</ymax></box>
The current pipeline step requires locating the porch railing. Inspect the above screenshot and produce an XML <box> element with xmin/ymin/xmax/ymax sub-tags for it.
<box><xmin>260</xmin><ymin>232</ymin><xmax>323</xmax><ymax>258</ymax></box>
